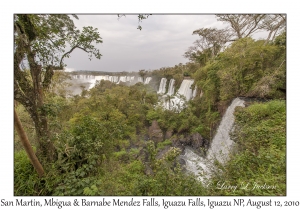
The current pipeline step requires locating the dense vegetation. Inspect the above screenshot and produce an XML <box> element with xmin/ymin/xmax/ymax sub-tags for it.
<box><xmin>14</xmin><ymin>14</ymin><xmax>286</xmax><ymax>196</ymax></box>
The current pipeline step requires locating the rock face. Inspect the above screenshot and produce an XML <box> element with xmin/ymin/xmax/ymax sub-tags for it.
<box><xmin>148</xmin><ymin>120</ymin><xmax>163</xmax><ymax>143</ymax></box>
<box><xmin>172</xmin><ymin>133</ymin><xmax>209</xmax><ymax>156</ymax></box>
<box><xmin>165</xmin><ymin>130</ymin><xmax>173</xmax><ymax>139</ymax></box>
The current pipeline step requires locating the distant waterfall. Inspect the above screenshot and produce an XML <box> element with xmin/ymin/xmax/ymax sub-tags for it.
<box><xmin>130</xmin><ymin>76</ymin><xmax>135</xmax><ymax>83</ymax></box>
<box><xmin>113</xmin><ymin>76</ymin><xmax>119</xmax><ymax>83</ymax></box>
<box><xmin>167</xmin><ymin>79</ymin><xmax>175</xmax><ymax>95</ymax></box>
<box><xmin>157</xmin><ymin>78</ymin><xmax>167</xmax><ymax>94</ymax></box>
<box><xmin>138</xmin><ymin>77</ymin><xmax>143</xmax><ymax>83</ymax></box>
<box><xmin>107</xmin><ymin>76</ymin><xmax>119</xmax><ymax>83</ymax></box>
<box><xmin>162</xmin><ymin>78</ymin><xmax>194</xmax><ymax>112</ymax></box>
<box><xmin>72</xmin><ymin>75</ymin><xmax>95</xmax><ymax>80</ymax></box>
<box><xmin>126</xmin><ymin>76</ymin><xmax>131</xmax><ymax>82</ymax></box>
<box><xmin>95</xmin><ymin>75</ymin><xmax>105</xmax><ymax>81</ymax></box>
<box><xmin>118</xmin><ymin>76</ymin><xmax>127</xmax><ymax>83</ymax></box>
<box><xmin>144</xmin><ymin>77</ymin><xmax>152</xmax><ymax>84</ymax></box>
<box><xmin>177</xmin><ymin>79</ymin><xmax>194</xmax><ymax>101</ymax></box>
<box><xmin>180</xmin><ymin>98</ymin><xmax>245</xmax><ymax>181</ymax></box>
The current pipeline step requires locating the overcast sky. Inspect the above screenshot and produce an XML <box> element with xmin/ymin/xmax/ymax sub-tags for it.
<box><xmin>63</xmin><ymin>15</ymin><xmax>266</xmax><ymax>72</ymax></box>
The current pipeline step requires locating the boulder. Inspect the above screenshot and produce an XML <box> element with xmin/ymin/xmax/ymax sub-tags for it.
<box><xmin>172</xmin><ymin>132</ymin><xmax>209</xmax><ymax>155</ymax></box>
<box><xmin>148</xmin><ymin>120</ymin><xmax>163</xmax><ymax>143</ymax></box>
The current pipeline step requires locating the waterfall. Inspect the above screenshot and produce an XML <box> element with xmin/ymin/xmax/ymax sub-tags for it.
<box><xmin>180</xmin><ymin>98</ymin><xmax>245</xmax><ymax>181</ymax></box>
<box><xmin>113</xmin><ymin>76</ymin><xmax>119</xmax><ymax>83</ymax></box>
<box><xmin>95</xmin><ymin>75</ymin><xmax>104</xmax><ymax>81</ymax></box>
<box><xmin>138</xmin><ymin>77</ymin><xmax>143</xmax><ymax>83</ymax></box>
<box><xmin>207</xmin><ymin>98</ymin><xmax>245</xmax><ymax>164</ymax></box>
<box><xmin>164</xmin><ymin>79</ymin><xmax>194</xmax><ymax>110</ymax></box>
<box><xmin>144</xmin><ymin>77</ymin><xmax>152</xmax><ymax>84</ymax></box>
<box><xmin>118</xmin><ymin>76</ymin><xmax>127</xmax><ymax>83</ymax></box>
<box><xmin>177</xmin><ymin>79</ymin><xmax>194</xmax><ymax>101</ymax></box>
<box><xmin>157</xmin><ymin>78</ymin><xmax>167</xmax><ymax>94</ymax></box>
<box><xmin>192</xmin><ymin>87</ymin><xmax>197</xmax><ymax>98</ymax></box>
<box><xmin>167</xmin><ymin>79</ymin><xmax>175</xmax><ymax>95</ymax></box>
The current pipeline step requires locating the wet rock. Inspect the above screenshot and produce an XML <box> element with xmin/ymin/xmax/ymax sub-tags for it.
<box><xmin>165</xmin><ymin>130</ymin><xmax>173</xmax><ymax>139</ymax></box>
<box><xmin>148</xmin><ymin>120</ymin><xmax>163</xmax><ymax>143</ymax></box>
<box><xmin>156</xmin><ymin>145</ymin><xmax>172</xmax><ymax>159</ymax></box>
<box><xmin>178</xmin><ymin>158</ymin><xmax>186</xmax><ymax>166</ymax></box>
<box><xmin>172</xmin><ymin>133</ymin><xmax>209</xmax><ymax>155</ymax></box>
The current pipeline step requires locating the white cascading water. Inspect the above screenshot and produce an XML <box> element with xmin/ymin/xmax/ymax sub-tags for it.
<box><xmin>167</xmin><ymin>79</ymin><xmax>175</xmax><ymax>95</ymax></box>
<box><xmin>180</xmin><ymin>147</ymin><xmax>208</xmax><ymax>178</ymax></box>
<box><xmin>206</xmin><ymin>98</ymin><xmax>245</xmax><ymax>164</ymax></box>
<box><xmin>138</xmin><ymin>77</ymin><xmax>143</xmax><ymax>83</ymax></box>
<box><xmin>118</xmin><ymin>76</ymin><xmax>127</xmax><ymax>84</ymax></box>
<box><xmin>192</xmin><ymin>87</ymin><xmax>197</xmax><ymax>99</ymax></box>
<box><xmin>177</xmin><ymin>79</ymin><xmax>194</xmax><ymax>101</ymax></box>
<box><xmin>180</xmin><ymin>98</ymin><xmax>245</xmax><ymax>181</ymax></box>
<box><xmin>94</xmin><ymin>75</ymin><xmax>105</xmax><ymax>81</ymax></box>
<box><xmin>113</xmin><ymin>76</ymin><xmax>119</xmax><ymax>83</ymax></box>
<box><xmin>88</xmin><ymin>79</ymin><xmax>96</xmax><ymax>89</ymax></box>
<box><xmin>72</xmin><ymin>75</ymin><xmax>95</xmax><ymax>80</ymax></box>
<box><xmin>144</xmin><ymin>77</ymin><xmax>152</xmax><ymax>84</ymax></box>
<box><xmin>164</xmin><ymin>79</ymin><xmax>194</xmax><ymax>110</ymax></box>
<box><xmin>157</xmin><ymin>78</ymin><xmax>167</xmax><ymax>94</ymax></box>
<box><xmin>130</xmin><ymin>76</ymin><xmax>135</xmax><ymax>83</ymax></box>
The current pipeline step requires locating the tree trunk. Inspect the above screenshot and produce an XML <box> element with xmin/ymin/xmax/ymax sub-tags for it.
<box><xmin>27</xmin><ymin>51</ymin><xmax>57</xmax><ymax>162</ymax></box>
<box><xmin>14</xmin><ymin>14</ymin><xmax>57</xmax><ymax>163</ymax></box>
<box><xmin>14</xmin><ymin>108</ymin><xmax>44</xmax><ymax>177</ymax></box>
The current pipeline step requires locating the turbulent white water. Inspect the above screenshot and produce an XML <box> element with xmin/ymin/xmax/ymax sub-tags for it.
<box><xmin>180</xmin><ymin>98</ymin><xmax>245</xmax><ymax>181</ymax></box>
<box><xmin>180</xmin><ymin>147</ymin><xmax>208</xmax><ymax>178</ymax></box>
<box><xmin>157</xmin><ymin>78</ymin><xmax>167</xmax><ymax>94</ymax></box>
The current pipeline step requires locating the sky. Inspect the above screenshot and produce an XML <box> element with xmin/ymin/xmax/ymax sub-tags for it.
<box><xmin>64</xmin><ymin>14</ymin><xmax>268</xmax><ymax>72</ymax></box>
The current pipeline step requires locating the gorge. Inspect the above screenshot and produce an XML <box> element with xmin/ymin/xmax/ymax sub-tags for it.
<box><xmin>68</xmin><ymin>73</ymin><xmax>246</xmax><ymax>182</ymax></box>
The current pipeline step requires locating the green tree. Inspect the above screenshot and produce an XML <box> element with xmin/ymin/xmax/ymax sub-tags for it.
<box><xmin>138</xmin><ymin>69</ymin><xmax>147</xmax><ymax>81</ymax></box>
<box><xmin>184</xmin><ymin>27</ymin><xmax>232</xmax><ymax>64</ymax></box>
<box><xmin>14</xmin><ymin>14</ymin><xmax>103</xmax><ymax>161</ymax></box>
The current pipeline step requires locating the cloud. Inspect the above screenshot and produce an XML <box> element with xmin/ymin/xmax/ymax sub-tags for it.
<box><xmin>65</xmin><ymin>14</ymin><xmax>259</xmax><ymax>72</ymax></box>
